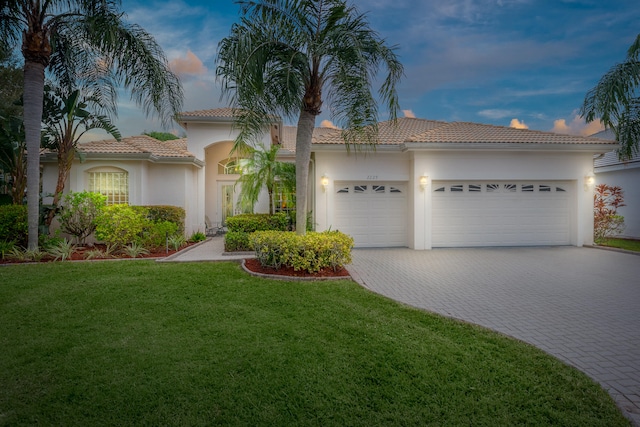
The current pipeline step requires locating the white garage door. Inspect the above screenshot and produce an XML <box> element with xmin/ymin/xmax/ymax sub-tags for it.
<box><xmin>333</xmin><ymin>182</ymin><xmax>407</xmax><ymax>247</ymax></box>
<box><xmin>432</xmin><ymin>181</ymin><xmax>572</xmax><ymax>247</ymax></box>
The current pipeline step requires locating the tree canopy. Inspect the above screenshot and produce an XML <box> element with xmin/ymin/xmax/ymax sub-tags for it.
<box><xmin>0</xmin><ymin>0</ymin><xmax>183</xmax><ymax>249</ymax></box>
<box><xmin>581</xmin><ymin>34</ymin><xmax>640</xmax><ymax>160</ymax></box>
<box><xmin>216</xmin><ymin>0</ymin><xmax>403</xmax><ymax>233</ymax></box>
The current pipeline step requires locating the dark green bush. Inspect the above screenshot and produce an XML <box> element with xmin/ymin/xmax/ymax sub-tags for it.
<box><xmin>143</xmin><ymin>205</ymin><xmax>185</xmax><ymax>233</ymax></box>
<box><xmin>226</xmin><ymin>212</ymin><xmax>289</xmax><ymax>233</ymax></box>
<box><xmin>224</xmin><ymin>231</ymin><xmax>253</xmax><ymax>252</ymax></box>
<box><xmin>0</xmin><ymin>204</ymin><xmax>27</xmax><ymax>247</ymax></box>
<box><xmin>0</xmin><ymin>194</ymin><xmax>12</xmax><ymax>206</ymax></box>
<box><xmin>142</xmin><ymin>220</ymin><xmax>179</xmax><ymax>249</ymax></box>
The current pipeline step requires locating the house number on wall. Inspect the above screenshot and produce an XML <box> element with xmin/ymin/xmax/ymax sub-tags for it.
<box><xmin>366</xmin><ymin>175</ymin><xmax>378</xmax><ymax>180</ymax></box>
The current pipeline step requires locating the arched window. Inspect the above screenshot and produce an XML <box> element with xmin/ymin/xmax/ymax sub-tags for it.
<box><xmin>88</xmin><ymin>168</ymin><xmax>129</xmax><ymax>205</ymax></box>
<box><xmin>218</xmin><ymin>158</ymin><xmax>241</xmax><ymax>175</ymax></box>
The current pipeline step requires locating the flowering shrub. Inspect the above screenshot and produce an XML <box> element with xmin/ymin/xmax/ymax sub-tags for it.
<box><xmin>250</xmin><ymin>231</ymin><xmax>354</xmax><ymax>273</ymax></box>
<box><xmin>594</xmin><ymin>184</ymin><xmax>625</xmax><ymax>243</ymax></box>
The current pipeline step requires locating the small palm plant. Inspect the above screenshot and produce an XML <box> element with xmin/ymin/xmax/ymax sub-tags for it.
<box><xmin>121</xmin><ymin>242</ymin><xmax>150</xmax><ymax>258</ymax></box>
<box><xmin>47</xmin><ymin>239</ymin><xmax>76</xmax><ymax>261</ymax></box>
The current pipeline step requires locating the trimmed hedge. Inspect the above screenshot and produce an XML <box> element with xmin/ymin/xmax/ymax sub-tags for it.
<box><xmin>0</xmin><ymin>204</ymin><xmax>27</xmax><ymax>247</ymax></box>
<box><xmin>224</xmin><ymin>213</ymin><xmax>290</xmax><ymax>252</ymax></box>
<box><xmin>250</xmin><ymin>230</ymin><xmax>354</xmax><ymax>273</ymax></box>
<box><xmin>226</xmin><ymin>212</ymin><xmax>289</xmax><ymax>233</ymax></box>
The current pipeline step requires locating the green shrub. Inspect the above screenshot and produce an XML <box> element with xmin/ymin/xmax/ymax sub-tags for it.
<box><xmin>47</xmin><ymin>239</ymin><xmax>76</xmax><ymax>261</ymax></box>
<box><xmin>142</xmin><ymin>205</ymin><xmax>185</xmax><ymax>233</ymax></box>
<box><xmin>121</xmin><ymin>242</ymin><xmax>150</xmax><ymax>258</ymax></box>
<box><xmin>0</xmin><ymin>240</ymin><xmax>16</xmax><ymax>259</ymax></box>
<box><xmin>95</xmin><ymin>205</ymin><xmax>148</xmax><ymax>248</ymax></box>
<box><xmin>168</xmin><ymin>234</ymin><xmax>187</xmax><ymax>251</ymax></box>
<box><xmin>142</xmin><ymin>220</ymin><xmax>178</xmax><ymax>249</ymax></box>
<box><xmin>0</xmin><ymin>204</ymin><xmax>27</xmax><ymax>247</ymax></box>
<box><xmin>224</xmin><ymin>231</ymin><xmax>253</xmax><ymax>252</ymax></box>
<box><xmin>0</xmin><ymin>194</ymin><xmax>12</xmax><ymax>205</ymax></box>
<box><xmin>226</xmin><ymin>212</ymin><xmax>289</xmax><ymax>233</ymax></box>
<box><xmin>189</xmin><ymin>231</ymin><xmax>207</xmax><ymax>243</ymax></box>
<box><xmin>250</xmin><ymin>230</ymin><xmax>354</xmax><ymax>273</ymax></box>
<box><xmin>58</xmin><ymin>191</ymin><xmax>107</xmax><ymax>244</ymax></box>
<box><xmin>224</xmin><ymin>213</ymin><xmax>291</xmax><ymax>252</ymax></box>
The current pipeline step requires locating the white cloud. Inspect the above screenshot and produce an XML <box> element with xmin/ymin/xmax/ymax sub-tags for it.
<box><xmin>170</xmin><ymin>50</ymin><xmax>207</xmax><ymax>77</ymax></box>
<box><xmin>509</xmin><ymin>118</ymin><xmax>528</xmax><ymax>129</ymax></box>
<box><xmin>403</xmin><ymin>109</ymin><xmax>416</xmax><ymax>118</ymax></box>
<box><xmin>320</xmin><ymin>120</ymin><xmax>339</xmax><ymax>129</ymax></box>
<box><xmin>551</xmin><ymin>114</ymin><xmax>604</xmax><ymax>136</ymax></box>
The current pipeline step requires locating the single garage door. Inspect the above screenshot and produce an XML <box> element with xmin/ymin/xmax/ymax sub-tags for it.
<box><xmin>432</xmin><ymin>181</ymin><xmax>572</xmax><ymax>247</ymax></box>
<box><xmin>333</xmin><ymin>182</ymin><xmax>407</xmax><ymax>247</ymax></box>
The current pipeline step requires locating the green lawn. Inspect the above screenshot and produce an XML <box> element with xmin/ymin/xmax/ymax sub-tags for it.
<box><xmin>599</xmin><ymin>238</ymin><xmax>640</xmax><ymax>252</ymax></box>
<box><xmin>0</xmin><ymin>261</ymin><xmax>628</xmax><ymax>426</ymax></box>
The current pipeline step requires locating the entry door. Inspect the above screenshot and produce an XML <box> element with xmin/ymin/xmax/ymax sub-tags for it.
<box><xmin>218</xmin><ymin>182</ymin><xmax>241</xmax><ymax>225</ymax></box>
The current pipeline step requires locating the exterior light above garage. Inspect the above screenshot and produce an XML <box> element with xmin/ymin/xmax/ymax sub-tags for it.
<box><xmin>584</xmin><ymin>173</ymin><xmax>595</xmax><ymax>191</ymax></box>
<box><xmin>321</xmin><ymin>175</ymin><xmax>330</xmax><ymax>191</ymax></box>
<box><xmin>419</xmin><ymin>175</ymin><xmax>429</xmax><ymax>191</ymax></box>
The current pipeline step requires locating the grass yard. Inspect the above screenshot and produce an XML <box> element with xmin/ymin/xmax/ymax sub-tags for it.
<box><xmin>0</xmin><ymin>261</ymin><xmax>628</xmax><ymax>426</ymax></box>
<box><xmin>599</xmin><ymin>238</ymin><xmax>640</xmax><ymax>252</ymax></box>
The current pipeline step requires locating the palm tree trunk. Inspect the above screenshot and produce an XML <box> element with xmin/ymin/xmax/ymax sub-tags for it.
<box><xmin>295</xmin><ymin>110</ymin><xmax>316</xmax><ymax>235</ymax></box>
<box><xmin>23</xmin><ymin>60</ymin><xmax>46</xmax><ymax>250</ymax></box>
<box><xmin>46</xmin><ymin>147</ymin><xmax>74</xmax><ymax>227</ymax></box>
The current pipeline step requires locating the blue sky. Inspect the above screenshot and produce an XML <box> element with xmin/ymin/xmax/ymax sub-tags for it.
<box><xmin>106</xmin><ymin>0</ymin><xmax>639</xmax><ymax>140</ymax></box>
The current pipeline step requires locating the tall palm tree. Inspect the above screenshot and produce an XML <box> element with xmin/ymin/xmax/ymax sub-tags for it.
<box><xmin>581</xmin><ymin>34</ymin><xmax>640</xmax><ymax>160</ymax></box>
<box><xmin>236</xmin><ymin>144</ymin><xmax>296</xmax><ymax>215</ymax></box>
<box><xmin>216</xmin><ymin>0</ymin><xmax>403</xmax><ymax>234</ymax></box>
<box><xmin>0</xmin><ymin>0</ymin><xmax>183</xmax><ymax>249</ymax></box>
<box><xmin>41</xmin><ymin>84</ymin><xmax>121</xmax><ymax>227</ymax></box>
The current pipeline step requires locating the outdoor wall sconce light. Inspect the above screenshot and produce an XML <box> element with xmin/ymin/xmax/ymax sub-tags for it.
<box><xmin>321</xmin><ymin>175</ymin><xmax>329</xmax><ymax>191</ymax></box>
<box><xmin>419</xmin><ymin>175</ymin><xmax>429</xmax><ymax>191</ymax></box>
<box><xmin>584</xmin><ymin>173</ymin><xmax>595</xmax><ymax>191</ymax></box>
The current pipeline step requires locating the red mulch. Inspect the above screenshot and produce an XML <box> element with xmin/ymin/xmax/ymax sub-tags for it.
<box><xmin>0</xmin><ymin>243</ymin><xmax>197</xmax><ymax>264</ymax></box>
<box><xmin>243</xmin><ymin>257</ymin><xmax>351</xmax><ymax>278</ymax></box>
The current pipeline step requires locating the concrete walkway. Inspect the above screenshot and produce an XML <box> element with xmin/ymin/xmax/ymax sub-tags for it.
<box><xmin>165</xmin><ymin>239</ymin><xmax>640</xmax><ymax>424</ymax></box>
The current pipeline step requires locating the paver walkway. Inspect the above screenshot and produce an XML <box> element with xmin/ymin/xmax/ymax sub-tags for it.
<box><xmin>347</xmin><ymin>246</ymin><xmax>640</xmax><ymax>425</ymax></box>
<box><xmin>166</xmin><ymin>240</ymin><xmax>640</xmax><ymax>424</ymax></box>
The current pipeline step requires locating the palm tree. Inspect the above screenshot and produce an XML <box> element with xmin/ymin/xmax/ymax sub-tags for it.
<box><xmin>41</xmin><ymin>84</ymin><xmax>121</xmax><ymax>227</ymax></box>
<box><xmin>581</xmin><ymin>34</ymin><xmax>640</xmax><ymax>160</ymax></box>
<box><xmin>0</xmin><ymin>0</ymin><xmax>183</xmax><ymax>249</ymax></box>
<box><xmin>236</xmin><ymin>144</ymin><xmax>296</xmax><ymax>214</ymax></box>
<box><xmin>216</xmin><ymin>0</ymin><xmax>403</xmax><ymax>234</ymax></box>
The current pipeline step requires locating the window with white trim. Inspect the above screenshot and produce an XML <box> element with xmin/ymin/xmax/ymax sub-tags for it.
<box><xmin>88</xmin><ymin>171</ymin><xmax>129</xmax><ymax>205</ymax></box>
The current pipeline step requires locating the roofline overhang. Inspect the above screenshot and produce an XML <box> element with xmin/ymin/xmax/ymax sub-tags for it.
<box><xmin>595</xmin><ymin>160</ymin><xmax>640</xmax><ymax>173</ymax></box>
<box><xmin>41</xmin><ymin>151</ymin><xmax>204</xmax><ymax>168</ymax></box>
<box><xmin>400</xmin><ymin>142</ymin><xmax>619</xmax><ymax>153</ymax></box>
<box><xmin>311</xmin><ymin>143</ymin><xmax>402</xmax><ymax>153</ymax></box>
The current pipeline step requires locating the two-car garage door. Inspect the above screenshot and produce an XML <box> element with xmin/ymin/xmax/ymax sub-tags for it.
<box><xmin>432</xmin><ymin>181</ymin><xmax>572</xmax><ymax>247</ymax></box>
<box><xmin>331</xmin><ymin>180</ymin><xmax>573</xmax><ymax>248</ymax></box>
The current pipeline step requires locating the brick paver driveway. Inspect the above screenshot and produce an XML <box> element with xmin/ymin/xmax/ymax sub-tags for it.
<box><xmin>347</xmin><ymin>246</ymin><xmax>640</xmax><ymax>425</ymax></box>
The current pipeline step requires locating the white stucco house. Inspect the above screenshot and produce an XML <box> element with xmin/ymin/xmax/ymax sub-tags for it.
<box><xmin>592</xmin><ymin>129</ymin><xmax>640</xmax><ymax>239</ymax></box>
<box><xmin>42</xmin><ymin>108</ymin><xmax>617</xmax><ymax>249</ymax></box>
